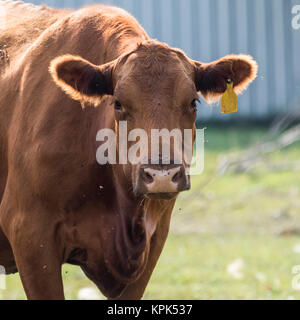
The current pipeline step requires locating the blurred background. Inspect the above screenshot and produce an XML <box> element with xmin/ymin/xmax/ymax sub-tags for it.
<box><xmin>2</xmin><ymin>0</ymin><xmax>300</xmax><ymax>299</ymax></box>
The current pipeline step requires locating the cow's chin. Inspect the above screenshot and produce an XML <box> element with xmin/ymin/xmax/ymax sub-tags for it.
<box><xmin>145</xmin><ymin>192</ymin><xmax>179</xmax><ymax>200</ymax></box>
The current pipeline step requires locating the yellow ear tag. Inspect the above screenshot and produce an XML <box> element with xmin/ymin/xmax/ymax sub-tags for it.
<box><xmin>221</xmin><ymin>80</ymin><xmax>238</xmax><ymax>114</ymax></box>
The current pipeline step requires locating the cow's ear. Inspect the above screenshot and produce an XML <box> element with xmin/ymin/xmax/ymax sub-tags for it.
<box><xmin>49</xmin><ymin>55</ymin><xmax>115</xmax><ymax>107</ymax></box>
<box><xmin>193</xmin><ymin>54</ymin><xmax>258</xmax><ymax>103</ymax></box>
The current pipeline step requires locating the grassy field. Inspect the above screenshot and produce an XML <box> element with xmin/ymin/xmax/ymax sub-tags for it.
<box><xmin>1</xmin><ymin>124</ymin><xmax>300</xmax><ymax>300</ymax></box>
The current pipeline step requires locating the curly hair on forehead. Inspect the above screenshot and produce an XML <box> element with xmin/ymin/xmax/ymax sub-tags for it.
<box><xmin>122</xmin><ymin>40</ymin><xmax>191</xmax><ymax>79</ymax></box>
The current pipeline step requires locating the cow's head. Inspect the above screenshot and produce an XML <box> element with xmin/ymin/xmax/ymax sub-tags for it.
<box><xmin>50</xmin><ymin>40</ymin><xmax>257</xmax><ymax>200</ymax></box>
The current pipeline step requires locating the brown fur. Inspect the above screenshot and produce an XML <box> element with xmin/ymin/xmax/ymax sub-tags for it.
<box><xmin>0</xmin><ymin>1</ymin><xmax>67</xmax><ymax>70</ymax></box>
<box><xmin>0</xmin><ymin>2</ymin><xmax>257</xmax><ymax>299</ymax></box>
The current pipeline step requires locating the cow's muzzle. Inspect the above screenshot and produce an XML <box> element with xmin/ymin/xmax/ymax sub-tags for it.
<box><xmin>135</xmin><ymin>164</ymin><xmax>190</xmax><ymax>199</ymax></box>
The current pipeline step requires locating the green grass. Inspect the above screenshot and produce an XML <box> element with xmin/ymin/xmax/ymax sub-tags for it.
<box><xmin>144</xmin><ymin>234</ymin><xmax>300</xmax><ymax>300</ymax></box>
<box><xmin>1</xmin><ymin>124</ymin><xmax>300</xmax><ymax>300</ymax></box>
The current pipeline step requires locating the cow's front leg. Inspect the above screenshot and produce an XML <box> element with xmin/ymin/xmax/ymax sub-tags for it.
<box><xmin>14</xmin><ymin>242</ymin><xmax>64</xmax><ymax>300</ymax></box>
<box><xmin>3</xmin><ymin>210</ymin><xmax>65</xmax><ymax>300</ymax></box>
<box><xmin>0</xmin><ymin>227</ymin><xmax>16</xmax><ymax>273</ymax></box>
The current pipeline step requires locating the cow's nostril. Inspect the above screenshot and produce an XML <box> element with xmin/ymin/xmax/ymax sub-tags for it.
<box><xmin>172</xmin><ymin>170</ymin><xmax>182</xmax><ymax>183</ymax></box>
<box><xmin>143</xmin><ymin>171</ymin><xmax>154</xmax><ymax>184</ymax></box>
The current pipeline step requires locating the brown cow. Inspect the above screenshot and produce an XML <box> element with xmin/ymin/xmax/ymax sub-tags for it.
<box><xmin>0</xmin><ymin>1</ymin><xmax>257</xmax><ymax>299</ymax></box>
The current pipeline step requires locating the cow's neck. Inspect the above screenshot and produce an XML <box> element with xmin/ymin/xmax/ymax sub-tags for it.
<box><xmin>102</xmin><ymin>164</ymin><xmax>174</xmax><ymax>283</ymax></box>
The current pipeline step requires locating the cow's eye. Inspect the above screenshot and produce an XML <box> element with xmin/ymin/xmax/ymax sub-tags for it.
<box><xmin>190</xmin><ymin>99</ymin><xmax>198</xmax><ymax>110</ymax></box>
<box><xmin>114</xmin><ymin>100</ymin><xmax>122</xmax><ymax>111</ymax></box>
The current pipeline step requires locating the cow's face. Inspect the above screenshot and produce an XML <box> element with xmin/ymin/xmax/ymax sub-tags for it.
<box><xmin>50</xmin><ymin>41</ymin><xmax>257</xmax><ymax>200</ymax></box>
